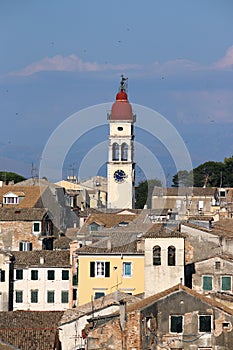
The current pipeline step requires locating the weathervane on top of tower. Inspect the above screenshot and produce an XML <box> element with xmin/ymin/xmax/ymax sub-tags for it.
<box><xmin>120</xmin><ymin>75</ymin><xmax>128</xmax><ymax>93</ymax></box>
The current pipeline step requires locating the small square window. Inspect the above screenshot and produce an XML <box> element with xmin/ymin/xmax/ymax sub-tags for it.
<box><xmin>16</xmin><ymin>269</ymin><xmax>23</xmax><ymax>280</ymax></box>
<box><xmin>33</xmin><ymin>222</ymin><xmax>40</xmax><ymax>232</ymax></box>
<box><xmin>31</xmin><ymin>270</ymin><xmax>38</xmax><ymax>280</ymax></box>
<box><xmin>170</xmin><ymin>315</ymin><xmax>183</xmax><ymax>333</ymax></box>
<box><xmin>94</xmin><ymin>292</ymin><xmax>105</xmax><ymax>300</ymax></box>
<box><xmin>47</xmin><ymin>270</ymin><xmax>55</xmax><ymax>280</ymax></box>
<box><xmin>47</xmin><ymin>291</ymin><xmax>55</xmax><ymax>303</ymax></box>
<box><xmin>61</xmin><ymin>291</ymin><xmax>69</xmax><ymax>303</ymax></box>
<box><xmin>215</xmin><ymin>261</ymin><xmax>220</xmax><ymax>270</ymax></box>
<box><xmin>62</xmin><ymin>270</ymin><xmax>69</xmax><ymax>280</ymax></box>
<box><xmin>31</xmin><ymin>290</ymin><xmax>38</xmax><ymax>303</ymax></box>
<box><xmin>199</xmin><ymin>315</ymin><xmax>212</xmax><ymax>332</ymax></box>
<box><xmin>16</xmin><ymin>291</ymin><xmax>23</xmax><ymax>303</ymax></box>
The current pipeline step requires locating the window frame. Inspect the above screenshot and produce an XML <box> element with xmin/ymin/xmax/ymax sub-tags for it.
<box><xmin>62</xmin><ymin>270</ymin><xmax>69</xmax><ymax>280</ymax></box>
<box><xmin>153</xmin><ymin>245</ymin><xmax>161</xmax><ymax>266</ymax></box>
<box><xmin>31</xmin><ymin>290</ymin><xmax>38</xmax><ymax>303</ymax></box>
<box><xmin>61</xmin><ymin>290</ymin><xmax>69</xmax><ymax>303</ymax></box>
<box><xmin>19</xmin><ymin>241</ymin><xmax>32</xmax><ymax>251</ymax></box>
<box><xmin>90</xmin><ymin>261</ymin><xmax>110</xmax><ymax>278</ymax></box>
<box><xmin>202</xmin><ymin>275</ymin><xmax>213</xmax><ymax>291</ymax></box>
<box><xmin>15</xmin><ymin>290</ymin><xmax>23</xmax><ymax>303</ymax></box>
<box><xmin>47</xmin><ymin>290</ymin><xmax>55</xmax><ymax>303</ymax></box>
<box><xmin>221</xmin><ymin>275</ymin><xmax>232</xmax><ymax>291</ymax></box>
<box><xmin>0</xmin><ymin>270</ymin><xmax>5</xmax><ymax>282</ymax></box>
<box><xmin>31</xmin><ymin>270</ymin><xmax>38</xmax><ymax>280</ymax></box>
<box><xmin>33</xmin><ymin>221</ymin><xmax>41</xmax><ymax>233</ymax></box>
<box><xmin>168</xmin><ymin>246</ymin><xmax>176</xmax><ymax>266</ymax></box>
<box><xmin>169</xmin><ymin>315</ymin><xmax>183</xmax><ymax>334</ymax></box>
<box><xmin>47</xmin><ymin>270</ymin><xmax>55</xmax><ymax>280</ymax></box>
<box><xmin>94</xmin><ymin>291</ymin><xmax>105</xmax><ymax>300</ymax></box>
<box><xmin>198</xmin><ymin>315</ymin><xmax>212</xmax><ymax>333</ymax></box>
<box><xmin>16</xmin><ymin>269</ymin><xmax>23</xmax><ymax>280</ymax></box>
<box><xmin>122</xmin><ymin>262</ymin><xmax>132</xmax><ymax>277</ymax></box>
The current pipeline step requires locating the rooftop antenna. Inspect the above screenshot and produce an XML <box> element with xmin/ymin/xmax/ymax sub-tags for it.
<box><xmin>31</xmin><ymin>163</ymin><xmax>38</xmax><ymax>185</ymax></box>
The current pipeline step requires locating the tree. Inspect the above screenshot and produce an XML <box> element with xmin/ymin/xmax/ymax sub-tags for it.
<box><xmin>172</xmin><ymin>170</ymin><xmax>193</xmax><ymax>187</ymax></box>
<box><xmin>135</xmin><ymin>179</ymin><xmax>162</xmax><ymax>209</ymax></box>
<box><xmin>0</xmin><ymin>171</ymin><xmax>26</xmax><ymax>184</ymax></box>
<box><xmin>172</xmin><ymin>159</ymin><xmax>230</xmax><ymax>188</ymax></box>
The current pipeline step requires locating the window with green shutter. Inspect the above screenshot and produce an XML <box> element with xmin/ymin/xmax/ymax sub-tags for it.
<box><xmin>31</xmin><ymin>290</ymin><xmax>38</xmax><ymax>303</ymax></box>
<box><xmin>203</xmin><ymin>276</ymin><xmax>212</xmax><ymax>291</ymax></box>
<box><xmin>221</xmin><ymin>276</ymin><xmax>231</xmax><ymax>291</ymax></box>
<box><xmin>47</xmin><ymin>291</ymin><xmax>55</xmax><ymax>303</ymax></box>
<box><xmin>31</xmin><ymin>270</ymin><xmax>38</xmax><ymax>280</ymax></box>
<box><xmin>16</xmin><ymin>291</ymin><xmax>23</xmax><ymax>303</ymax></box>
<box><xmin>61</xmin><ymin>291</ymin><xmax>69</xmax><ymax>303</ymax></box>
<box><xmin>199</xmin><ymin>315</ymin><xmax>211</xmax><ymax>332</ymax></box>
<box><xmin>170</xmin><ymin>315</ymin><xmax>183</xmax><ymax>333</ymax></box>
<box><xmin>62</xmin><ymin>270</ymin><xmax>69</xmax><ymax>280</ymax></box>
<box><xmin>16</xmin><ymin>269</ymin><xmax>23</xmax><ymax>280</ymax></box>
<box><xmin>47</xmin><ymin>270</ymin><xmax>55</xmax><ymax>280</ymax></box>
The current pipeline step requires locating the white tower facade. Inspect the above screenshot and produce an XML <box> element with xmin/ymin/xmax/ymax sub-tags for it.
<box><xmin>107</xmin><ymin>77</ymin><xmax>136</xmax><ymax>209</ymax></box>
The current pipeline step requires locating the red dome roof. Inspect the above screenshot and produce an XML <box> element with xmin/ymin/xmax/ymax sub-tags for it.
<box><xmin>110</xmin><ymin>100</ymin><xmax>133</xmax><ymax>121</ymax></box>
<box><xmin>116</xmin><ymin>91</ymin><xmax>128</xmax><ymax>101</ymax></box>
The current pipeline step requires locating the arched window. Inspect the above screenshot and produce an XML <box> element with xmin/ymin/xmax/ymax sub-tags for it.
<box><xmin>121</xmin><ymin>143</ymin><xmax>128</xmax><ymax>161</ymax></box>
<box><xmin>112</xmin><ymin>143</ymin><xmax>119</xmax><ymax>161</ymax></box>
<box><xmin>168</xmin><ymin>246</ymin><xmax>176</xmax><ymax>266</ymax></box>
<box><xmin>153</xmin><ymin>245</ymin><xmax>161</xmax><ymax>265</ymax></box>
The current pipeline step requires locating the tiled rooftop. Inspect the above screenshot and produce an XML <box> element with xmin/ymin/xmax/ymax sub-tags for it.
<box><xmin>0</xmin><ymin>311</ymin><xmax>64</xmax><ymax>350</ymax></box>
<box><xmin>13</xmin><ymin>250</ymin><xmax>71</xmax><ymax>268</ymax></box>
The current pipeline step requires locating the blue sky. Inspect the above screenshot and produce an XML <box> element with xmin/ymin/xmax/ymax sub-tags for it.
<box><xmin>1</xmin><ymin>0</ymin><xmax>233</xmax><ymax>184</ymax></box>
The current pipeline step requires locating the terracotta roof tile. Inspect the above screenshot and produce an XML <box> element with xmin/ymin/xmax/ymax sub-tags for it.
<box><xmin>60</xmin><ymin>291</ymin><xmax>140</xmax><ymax>325</ymax></box>
<box><xmin>153</xmin><ymin>187</ymin><xmax>215</xmax><ymax>197</ymax></box>
<box><xmin>13</xmin><ymin>250</ymin><xmax>71</xmax><ymax>267</ymax></box>
<box><xmin>0</xmin><ymin>208</ymin><xmax>47</xmax><ymax>221</ymax></box>
<box><xmin>126</xmin><ymin>284</ymin><xmax>233</xmax><ymax>316</ymax></box>
<box><xmin>0</xmin><ymin>311</ymin><xmax>63</xmax><ymax>350</ymax></box>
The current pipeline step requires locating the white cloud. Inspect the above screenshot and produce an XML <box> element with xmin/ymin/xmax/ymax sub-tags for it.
<box><xmin>8</xmin><ymin>45</ymin><xmax>233</xmax><ymax>78</ymax></box>
<box><xmin>10</xmin><ymin>54</ymin><xmax>140</xmax><ymax>76</ymax></box>
<box><xmin>212</xmin><ymin>46</ymin><xmax>233</xmax><ymax>70</ymax></box>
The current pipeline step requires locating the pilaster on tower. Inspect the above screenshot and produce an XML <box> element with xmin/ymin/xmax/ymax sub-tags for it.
<box><xmin>107</xmin><ymin>76</ymin><xmax>136</xmax><ymax>209</ymax></box>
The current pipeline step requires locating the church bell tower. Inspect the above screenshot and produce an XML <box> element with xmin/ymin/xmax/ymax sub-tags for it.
<box><xmin>107</xmin><ymin>76</ymin><xmax>136</xmax><ymax>209</ymax></box>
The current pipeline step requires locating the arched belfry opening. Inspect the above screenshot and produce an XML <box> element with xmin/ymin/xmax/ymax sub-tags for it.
<box><xmin>112</xmin><ymin>143</ymin><xmax>119</xmax><ymax>161</ymax></box>
<box><xmin>121</xmin><ymin>143</ymin><xmax>128</xmax><ymax>161</ymax></box>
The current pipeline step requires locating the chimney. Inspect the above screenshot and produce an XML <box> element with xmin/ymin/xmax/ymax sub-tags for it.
<box><xmin>119</xmin><ymin>300</ymin><xmax>126</xmax><ymax>331</ymax></box>
<box><xmin>107</xmin><ymin>239</ymin><xmax>112</xmax><ymax>251</ymax></box>
<box><xmin>40</xmin><ymin>256</ymin><xmax>44</xmax><ymax>265</ymax></box>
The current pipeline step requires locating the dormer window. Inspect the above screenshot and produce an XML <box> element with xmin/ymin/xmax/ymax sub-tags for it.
<box><xmin>3</xmin><ymin>191</ymin><xmax>25</xmax><ymax>205</ymax></box>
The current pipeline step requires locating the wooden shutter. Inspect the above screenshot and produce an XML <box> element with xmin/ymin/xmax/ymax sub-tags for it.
<box><xmin>105</xmin><ymin>262</ymin><xmax>110</xmax><ymax>277</ymax></box>
<box><xmin>90</xmin><ymin>262</ymin><xmax>95</xmax><ymax>277</ymax></box>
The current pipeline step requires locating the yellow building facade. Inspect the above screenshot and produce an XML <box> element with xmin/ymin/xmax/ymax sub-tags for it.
<box><xmin>77</xmin><ymin>251</ymin><xmax>144</xmax><ymax>306</ymax></box>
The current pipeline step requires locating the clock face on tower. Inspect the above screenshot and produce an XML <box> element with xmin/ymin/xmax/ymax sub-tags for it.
<box><xmin>114</xmin><ymin>169</ymin><xmax>127</xmax><ymax>183</ymax></box>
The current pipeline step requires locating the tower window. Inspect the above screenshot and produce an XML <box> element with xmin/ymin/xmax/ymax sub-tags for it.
<box><xmin>112</xmin><ymin>143</ymin><xmax>119</xmax><ymax>161</ymax></box>
<box><xmin>118</xmin><ymin>126</ymin><xmax>123</xmax><ymax>131</ymax></box>
<box><xmin>168</xmin><ymin>246</ymin><xmax>176</xmax><ymax>266</ymax></box>
<box><xmin>121</xmin><ymin>143</ymin><xmax>128</xmax><ymax>161</ymax></box>
<box><xmin>153</xmin><ymin>245</ymin><xmax>161</xmax><ymax>265</ymax></box>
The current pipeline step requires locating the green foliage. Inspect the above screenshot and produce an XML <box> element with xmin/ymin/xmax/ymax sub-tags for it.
<box><xmin>172</xmin><ymin>156</ymin><xmax>233</xmax><ymax>187</ymax></box>
<box><xmin>172</xmin><ymin>170</ymin><xmax>193</xmax><ymax>187</ymax></box>
<box><xmin>0</xmin><ymin>171</ymin><xmax>26</xmax><ymax>184</ymax></box>
<box><xmin>135</xmin><ymin>179</ymin><xmax>162</xmax><ymax>209</ymax></box>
